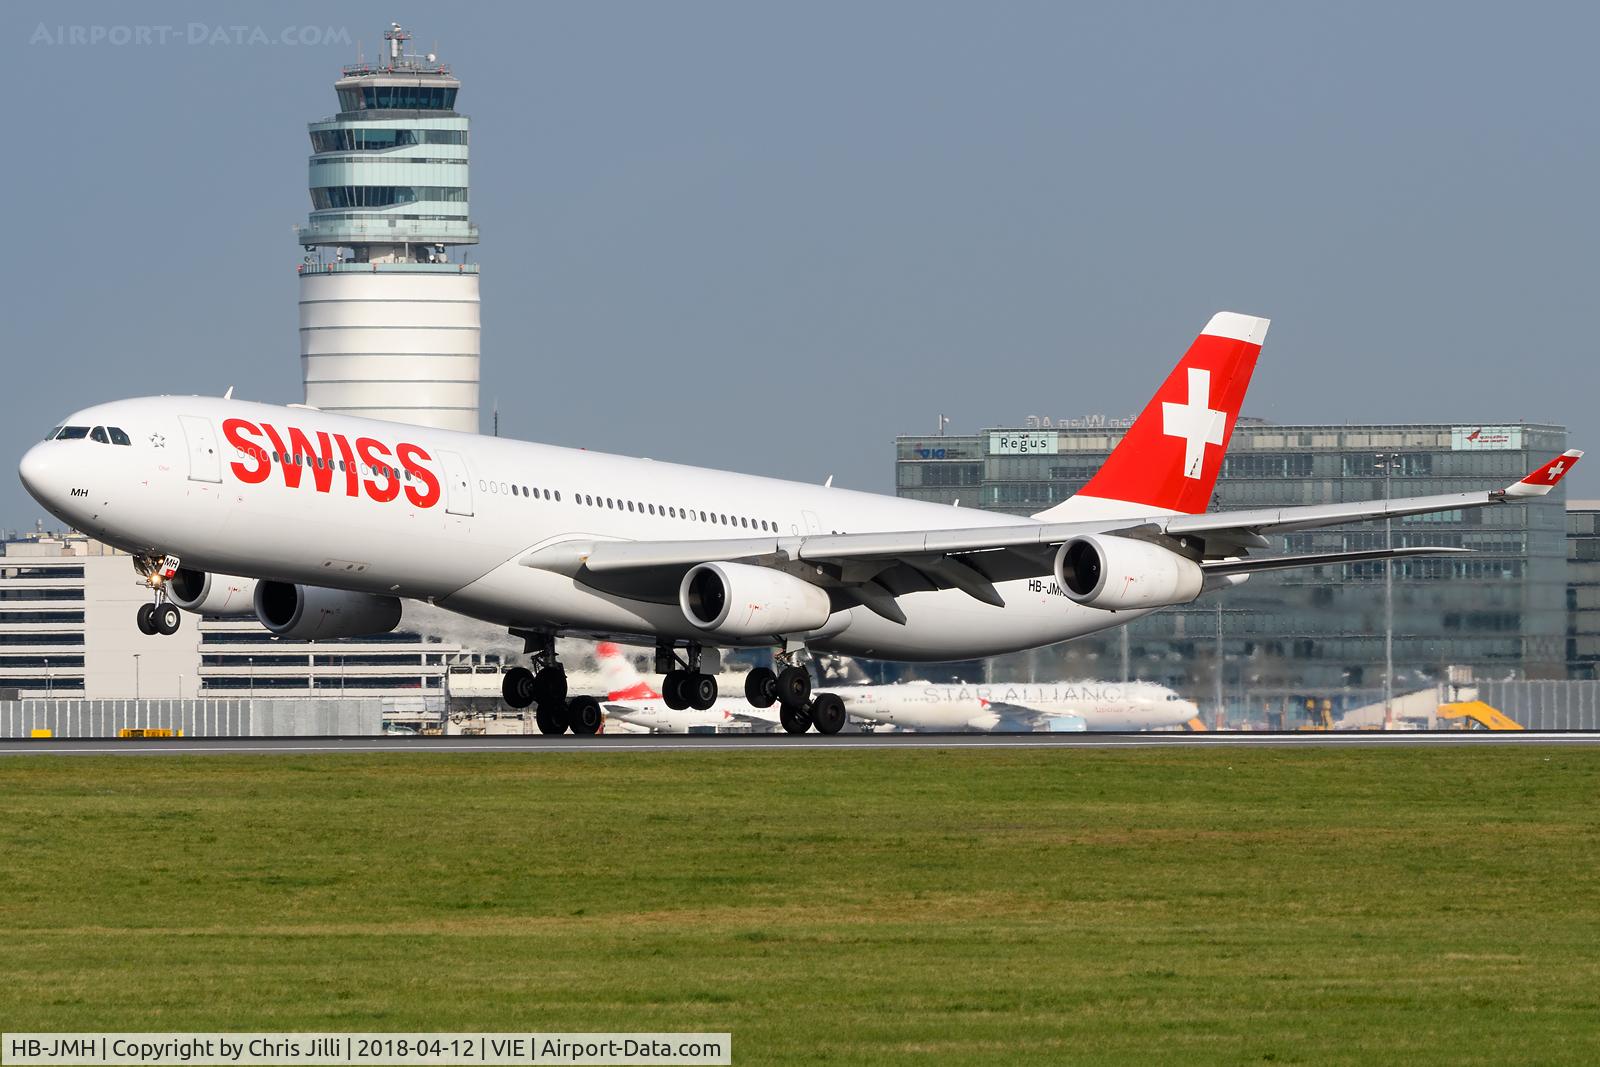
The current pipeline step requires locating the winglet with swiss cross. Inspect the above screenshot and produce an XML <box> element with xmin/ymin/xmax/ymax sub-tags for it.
<box><xmin>1501</xmin><ymin>449</ymin><xmax>1583</xmax><ymax>498</ymax></box>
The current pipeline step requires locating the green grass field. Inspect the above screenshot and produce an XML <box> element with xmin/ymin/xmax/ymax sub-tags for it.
<box><xmin>2</xmin><ymin>747</ymin><xmax>1599</xmax><ymax>1065</ymax></box>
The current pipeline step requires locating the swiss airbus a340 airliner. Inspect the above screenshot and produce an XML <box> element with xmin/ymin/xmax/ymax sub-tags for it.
<box><xmin>17</xmin><ymin>312</ymin><xmax>1581</xmax><ymax>735</ymax></box>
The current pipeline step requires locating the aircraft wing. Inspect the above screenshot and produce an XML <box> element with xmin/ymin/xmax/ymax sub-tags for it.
<box><xmin>522</xmin><ymin>450</ymin><xmax>1580</xmax><ymax>617</ymax></box>
<box><xmin>977</xmin><ymin>701</ymin><xmax>1055</xmax><ymax>730</ymax></box>
<box><xmin>729</xmin><ymin>710</ymin><xmax>781</xmax><ymax>727</ymax></box>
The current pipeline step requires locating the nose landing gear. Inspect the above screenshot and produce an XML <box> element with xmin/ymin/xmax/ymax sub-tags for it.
<box><xmin>132</xmin><ymin>554</ymin><xmax>183</xmax><ymax>636</ymax></box>
<box><xmin>136</xmin><ymin>601</ymin><xmax>181</xmax><ymax>637</ymax></box>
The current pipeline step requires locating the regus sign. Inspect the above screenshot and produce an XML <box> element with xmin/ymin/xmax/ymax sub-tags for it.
<box><xmin>990</xmin><ymin>432</ymin><xmax>1058</xmax><ymax>455</ymax></box>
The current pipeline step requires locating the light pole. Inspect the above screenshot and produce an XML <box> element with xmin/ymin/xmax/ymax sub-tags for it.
<box><xmin>132</xmin><ymin>652</ymin><xmax>141</xmax><ymax>702</ymax></box>
<box><xmin>1214</xmin><ymin>599</ymin><xmax>1225</xmax><ymax>729</ymax></box>
<box><xmin>43</xmin><ymin>657</ymin><xmax>50</xmax><ymax>699</ymax></box>
<box><xmin>248</xmin><ymin>656</ymin><xmax>255</xmax><ymax>699</ymax></box>
<box><xmin>1375</xmin><ymin>453</ymin><xmax>1400</xmax><ymax>726</ymax></box>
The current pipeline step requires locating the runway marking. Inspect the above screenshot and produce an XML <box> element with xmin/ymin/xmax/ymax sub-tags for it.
<box><xmin>1</xmin><ymin>732</ymin><xmax>1597</xmax><ymax>756</ymax></box>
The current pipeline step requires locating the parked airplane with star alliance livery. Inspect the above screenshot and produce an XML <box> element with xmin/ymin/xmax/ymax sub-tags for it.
<box><xmin>17</xmin><ymin>313</ymin><xmax>1580</xmax><ymax>735</ymax></box>
<box><xmin>828</xmin><ymin>680</ymin><xmax>1199</xmax><ymax>733</ymax></box>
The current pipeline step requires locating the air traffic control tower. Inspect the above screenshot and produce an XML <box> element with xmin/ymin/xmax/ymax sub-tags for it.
<box><xmin>296</xmin><ymin>23</ymin><xmax>479</xmax><ymax>433</ymax></box>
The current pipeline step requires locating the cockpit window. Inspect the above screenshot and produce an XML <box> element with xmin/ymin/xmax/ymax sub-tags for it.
<box><xmin>108</xmin><ymin>427</ymin><xmax>131</xmax><ymax>446</ymax></box>
<box><xmin>45</xmin><ymin>426</ymin><xmax>62</xmax><ymax>441</ymax></box>
<box><xmin>54</xmin><ymin>426</ymin><xmax>90</xmax><ymax>440</ymax></box>
<box><xmin>90</xmin><ymin>427</ymin><xmax>109</xmax><ymax>444</ymax></box>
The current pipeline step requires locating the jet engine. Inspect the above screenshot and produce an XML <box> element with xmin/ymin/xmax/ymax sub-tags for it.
<box><xmin>679</xmin><ymin>561</ymin><xmax>833</xmax><ymax>639</ymax></box>
<box><xmin>167</xmin><ymin>568</ymin><xmax>258</xmax><ymax>617</ymax></box>
<box><xmin>253</xmin><ymin>580</ymin><xmax>403</xmax><ymax>640</ymax></box>
<box><xmin>1054</xmin><ymin>534</ymin><xmax>1204</xmax><ymax>611</ymax></box>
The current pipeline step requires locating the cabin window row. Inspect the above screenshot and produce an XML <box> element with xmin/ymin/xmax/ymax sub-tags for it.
<box><xmin>481</xmin><ymin>478</ymin><xmax>779</xmax><ymax>531</ymax></box>
<box><xmin>576</xmin><ymin>492</ymin><xmax>778</xmax><ymax>532</ymax></box>
<box><xmin>481</xmin><ymin>479</ymin><xmax>558</xmax><ymax>502</ymax></box>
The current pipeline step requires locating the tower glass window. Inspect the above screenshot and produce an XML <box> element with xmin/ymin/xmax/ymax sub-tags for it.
<box><xmin>310</xmin><ymin>186</ymin><xmax>468</xmax><ymax>209</ymax></box>
<box><xmin>360</xmin><ymin>85</ymin><xmax>457</xmax><ymax>110</ymax></box>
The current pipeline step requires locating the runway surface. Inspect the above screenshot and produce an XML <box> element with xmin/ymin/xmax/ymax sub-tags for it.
<box><xmin>1</xmin><ymin>731</ymin><xmax>1598</xmax><ymax>756</ymax></box>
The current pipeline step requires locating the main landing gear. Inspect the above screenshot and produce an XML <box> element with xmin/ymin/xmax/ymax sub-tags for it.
<box><xmin>744</xmin><ymin>647</ymin><xmax>845</xmax><ymax>736</ymax></box>
<box><xmin>656</xmin><ymin>642</ymin><xmax>719</xmax><ymax>712</ymax></box>
<box><xmin>502</xmin><ymin>630</ymin><xmax>601</xmax><ymax>736</ymax></box>
<box><xmin>133</xmin><ymin>554</ymin><xmax>182</xmax><ymax>636</ymax></box>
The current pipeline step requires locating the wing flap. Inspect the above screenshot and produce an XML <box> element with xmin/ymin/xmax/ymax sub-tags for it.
<box><xmin>1202</xmin><ymin>545</ymin><xmax>1470</xmax><ymax>577</ymax></box>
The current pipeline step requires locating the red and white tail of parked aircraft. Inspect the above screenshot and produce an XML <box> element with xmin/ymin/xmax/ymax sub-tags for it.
<box><xmin>18</xmin><ymin>312</ymin><xmax>1581</xmax><ymax>736</ymax></box>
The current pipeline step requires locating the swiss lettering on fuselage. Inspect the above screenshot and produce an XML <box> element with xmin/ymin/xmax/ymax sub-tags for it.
<box><xmin>221</xmin><ymin>418</ymin><xmax>441</xmax><ymax>509</ymax></box>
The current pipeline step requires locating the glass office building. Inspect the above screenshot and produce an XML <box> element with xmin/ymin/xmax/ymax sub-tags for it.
<box><xmin>895</xmin><ymin>421</ymin><xmax>1571</xmax><ymax>708</ymax></box>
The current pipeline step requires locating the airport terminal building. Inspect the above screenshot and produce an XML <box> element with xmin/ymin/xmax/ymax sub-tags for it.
<box><xmin>0</xmin><ymin>532</ymin><xmax>470</xmax><ymax>703</ymax></box>
<box><xmin>895</xmin><ymin>420</ymin><xmax>1572</xmax><ymax>703</ymax></box>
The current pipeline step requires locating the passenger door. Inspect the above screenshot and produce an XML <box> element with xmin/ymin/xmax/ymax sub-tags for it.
<box><xmin>178</xmin><ymin>415</ymin><xmax>221</xmax><ymax>483</ymax></box>
<box><xmin>439</xmin><ymin>450</ymin><xmax>474</xmax><ymax>516</ymax></box>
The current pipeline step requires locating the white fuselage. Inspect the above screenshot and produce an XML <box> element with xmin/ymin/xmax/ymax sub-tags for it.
<box><xmin>19</xmin><ymin>396</ymin><xmax>1154</xmax><ymax>661</ymax></box>
<box><xmin>825</xmin><ymin>681</ymin><xmax>1200</xmax><ymax>732</ymax></box>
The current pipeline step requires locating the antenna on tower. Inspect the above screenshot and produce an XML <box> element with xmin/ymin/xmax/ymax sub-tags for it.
<box><xmin>492</xmin><ymin>398</ymin><xmax>499</xmax><ymax>437</ymax></box>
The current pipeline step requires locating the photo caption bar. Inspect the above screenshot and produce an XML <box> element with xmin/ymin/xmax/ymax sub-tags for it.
<box><xmin>1</xmin><ymin>1034</ymin><xmax>731</xmax><ymax>1066</ymax></box>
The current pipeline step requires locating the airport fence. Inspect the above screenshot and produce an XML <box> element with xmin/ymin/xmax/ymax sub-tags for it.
<box><xmin>1476</xmin><ymin>682</ymin><xmax>1600</xmax><ymax>731</ymax></box>
<box><xmin>0</xmin><ymin>698</ymin><xmax>383</xmax><ymax>738</ymax></box>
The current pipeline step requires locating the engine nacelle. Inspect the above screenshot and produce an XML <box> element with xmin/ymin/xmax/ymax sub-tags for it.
<box><xmin>1054</xmin><ymin>534</ymin><xmax>1204</xmax><ymax>611</ymax></box>
<box><xmin>253</xmin><ymin>580</ymin><xmax>403</xmax><ymax>640</ymax></box>
<box><xmin>167</xmin><ymin>568</ymin><xmax>258</xmax><ymax>617</ymax></box>
<box><xmin>679</xmin><ymin>561</ymin><xmax>833</xmax><ymax>639</ymax></box>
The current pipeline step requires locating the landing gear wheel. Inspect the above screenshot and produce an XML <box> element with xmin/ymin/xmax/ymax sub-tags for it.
<box><xmin>744</xmin><ymin>667</ymin><xmax>778</xmax><ymax>708</ymax></box>
<box><xmin>154</xmin><ymin>603</ymin><xmax>181</xmax><ymax>635</ymax></box>
<box><xmin>136</xmin><ymin>603</ymin><xmax>158</xmax><ymax>636</ymax></box>
<box><xmin>776</xmin><ymin>665</ymin><xmax>812</xmax><ymax>709</ymax></box>
<box><xmin>532</xmin><ymin>665</ymin><xmax>568</xmax><ymax>707</ymax></box>
<box><xmin>662</xmin><ymin>670</ymin><xmax>690</xmax><ymax>711</ymax></box>
<box><xmin>780</xmin><ymin>704</ymin><xmax>813</xmax><ymax>735</ymax></box>
<box><xmin>502</xmin><ymin>666</ymin><xmax>536</xmax><ymax>709</ymax></box>
<box><xmin>536</xmin><ymin>700</ymin><xmax>569</xmax><ymax>735</ymax></box>
<box><xmin>687</xmin><ymin>673</ymin><xmax>718</xmax><ymax>711</ymax></box>
<box><xmin>810</xmin><ymin>693</ymin><xmax>846</xmax><ymax>735</ymax></box>
<box><xmin>567</xmin><ymin>696</ymin><xmax>603</xmax><ymax>735</ymax></box>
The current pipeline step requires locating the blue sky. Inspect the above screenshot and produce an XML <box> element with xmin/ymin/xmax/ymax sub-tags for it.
<box><xmin>3</xmin><ymin>1</ymin><xmax>1594</xmax><ymax>528</ymax></box>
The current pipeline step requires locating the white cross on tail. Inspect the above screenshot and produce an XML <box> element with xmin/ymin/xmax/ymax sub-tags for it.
<box><xmin>1549</xmin><ymin>461</ymin><xmax>1567</xmax><ymax>481</ymax></box>
<box><xmin>1161</xmin><ymin>367</ymin><xmax>1227</xmax><ymax>479</ymax></box>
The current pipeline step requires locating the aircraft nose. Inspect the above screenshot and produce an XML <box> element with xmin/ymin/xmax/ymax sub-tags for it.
<box><xmin>18</xmin><ymin>443</ymin><xmax>51</xmax><ymax>501</ymax></box>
